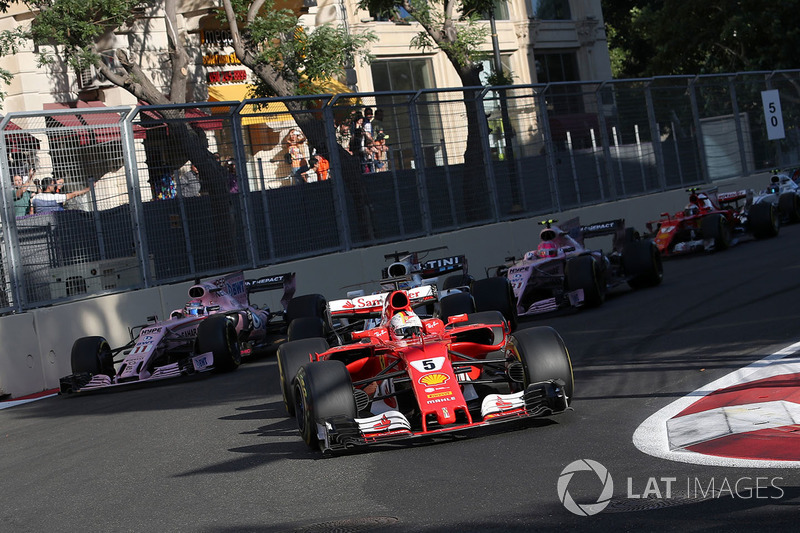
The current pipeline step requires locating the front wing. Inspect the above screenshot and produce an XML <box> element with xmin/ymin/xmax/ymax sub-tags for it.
<box><xmin>314</xmin><ymin>379</ymin><xmax>569</xmax><ymax>453</ymax></box>
<box><xmin>59</xmin><ymin>351</ymin><xmax>216</xmax><ymax>395</ymax></box>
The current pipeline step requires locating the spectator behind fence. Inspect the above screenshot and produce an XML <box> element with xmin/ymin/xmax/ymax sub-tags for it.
<box><xmin>285</xmin><ymin>129</ymin><xmax>308</xmax><ymax>184</ymax></box>
<box><xmin>303</xmin><ymin>155</ymin><xmax>330</xmax><ymax>182</ymax></box>
<box><xmin>337</xmin><ymin>121</ymin><xmax>352</xmax><ymax>154</ymax></box>
<box><xmin>179</xmin><ymin>164</ymin><xmax>202</xmax><ymax>197</ymax></box>
<box><xmin>32</xmin><ymin>176</ymin><xmax>94</xmax><ymax>213</ymax></box>
<box><xmin>225</xmin><ymin>158</ymin><xmax>239</xmax><ymax>193</ymax></box>
<box><xmin>371</xmin><ymin>109</ymin><xmax>386</xmax><ymax>136</ymax></box>
<box><xmin>12</xmin><ymin>173</ymin><xmax>32</xmax><ymax>216</ymax></box>
<box><xmin>373</xmin><ymin>132</ymin><xmax>389</xmax><ymax>172</ymax></box>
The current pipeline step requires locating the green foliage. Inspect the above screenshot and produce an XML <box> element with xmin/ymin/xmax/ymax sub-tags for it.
<box><xmin>604</xmin><ymin>0</ymin><xmax>800</xmax><ymax>78</ymax></box>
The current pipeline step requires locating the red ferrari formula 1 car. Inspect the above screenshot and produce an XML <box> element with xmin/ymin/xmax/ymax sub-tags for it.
<box><xmin>277</xmin><ymin>288</ymin><xmax>572</xmax><ymax>454</ymax></box>
<box><xmin>647</xmin><ymin>187</ymin><xmax>779</xmax><ymax>256</ymax></box>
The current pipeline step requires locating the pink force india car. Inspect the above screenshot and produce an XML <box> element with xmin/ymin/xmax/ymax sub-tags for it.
<box><xmin>494</xmin><ymin>218</ymin><xmax>662</xmax><ymax>317</ymax></box>
<box><xmin>59</xmin><ymin>271</ymin><xmax>327</xmax><ymax>395</ymax></box>
<box><xmin>276</xmin><ymin>285</ymin><xmax>572</xmax><ymax>454</ymax></box>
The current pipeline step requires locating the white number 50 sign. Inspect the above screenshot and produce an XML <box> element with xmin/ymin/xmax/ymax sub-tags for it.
<box><xmin>762</xmin><ymin>89</ymin><xmax>785</xmax><ymax>140</ymax></box>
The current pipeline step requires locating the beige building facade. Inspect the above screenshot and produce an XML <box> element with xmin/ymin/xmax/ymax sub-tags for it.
<box><xmin>0</xmin><ymin>1</ymin><xmax>611</xmax><ymax>114</ymax></box>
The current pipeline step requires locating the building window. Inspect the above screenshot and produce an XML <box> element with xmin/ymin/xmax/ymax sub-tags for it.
<box><xmin>536</xmin><ymin>52</ymin><xmax>583</xmax><ymax>114</ymax></box>
<box><xmin>371</xmin><ymin>59</ymin><xmax>440</xmax><ymax>169</ymax></box>
<box><xmin>530</xmin><ymin>0</ymin><xmax>571</xmax><ymax>20</ymax></box>
<box><xmin>479</xmin><ymin>1</ymin><xmax>510</xmax><ymax>21</ymax></box>
<box><xmin>370</xmin><ymin>5</ymin><xmax>412</xmax><ymax>22</ymax></box>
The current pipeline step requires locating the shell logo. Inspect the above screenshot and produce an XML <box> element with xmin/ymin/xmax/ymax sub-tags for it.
<box><xmin>419</xmin><ymin>373</ymin><xmax>449</xmax><ymax>386</ymax></box>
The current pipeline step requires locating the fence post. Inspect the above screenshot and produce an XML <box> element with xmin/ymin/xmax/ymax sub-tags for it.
<box><xmin>0</xmin><ymin>116</ymin><xmax>24</xmax><ymax>311</ymax></box>
<box><xmin>409</xmin><ymin>92</ymin><xmax>432</xmax><ymax>234</ymax></box>
<box><xmin>645</xmin><ymin>81</ymin><xmax>667</xmax><ymax>190</ymax></box>
<box><xmin>123</xmin><ymin>108</ymin><xmax>154</xmax><ymax>286</ymax></box>
<box><xmin>475</xmin><ymin>88</ymin><xmax>500</xmax><ymax>221</ymax></box>
<box><xmin>536</xmin><ymin>86</ymin><xmax>561</xmax><ymax>212</ymax></box>
<box><xmin>323</xmin><ymin>99</ymin><xmax>352</xmax><ymax>250</ymax></box>
<box><xmin>688</xmin><ymin>76</ymin><xmax>711</xmax><ymax>183</ymax></box>
<box><xmin>595</xmin><ymin>81</ymin><xmax>618</xmax><ymax>201</ymax></box>
<box><xmin>728</xmin><ymin>75</ymin><xmax>750</xmax><ymax>177</ymax></box>
<box><xmin>231</xmin><ymin>102</ymin><xmax>257</xmax><ymax>268</ymax></box>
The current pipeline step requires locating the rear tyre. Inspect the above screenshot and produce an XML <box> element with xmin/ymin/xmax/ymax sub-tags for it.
<box><xmin>748</xmin><ymin>202</ymin><xmax>779</xmax><ymax>239</ymax></box>
<box><xmin>71</xmin><ymin>336</ymin><xmax>115</xmax><ymax>378</ymax></box>
<box><xmin>285</xmin><ymin>294</ymin><xmax>327</xmax><ymax>324</ymax></box>
<box><xmin>778</xmin><ymin>193</ymin><xmax>800</xmax><ymax>223</ymax></box>
<box><xmin>441</xmin><ymin>274</ymin><xmax>474</xmax><ymax>291</ymax></box>
<box><xmin>438</xmin><ymin>292</ymin><xmax>476</xmax><ymax>323</ymax></box>
<box><xmin>277</xmin><ymin>338</ymin><xmax>329</xmax><ymax>416</ymax></box>
<box><xmin>622</xmin><ymin>240</ymin><xmax>663</xmax><ymax>289</ymax></box>
<box><xmin>287</xmin><ymin>317</ymin><xmax>326</xmax><ymax>342</ymax></box>
<box><xmin>294</xmin><ymin>360</ymin><xmax>357</xmax><ymax>449</ymax></box>
<box><xmin>565</xmin><ymin>255</ymin><xmax>604</xmax><ymax>307</ymax></box>
<box><xmin>470</xmin><ymin>277</ymin><xmax>518</xmax><ymax>331</ymax></box>
<box><xmin>196</xmin><ymin>314</ymin><xmax>241</xmax><ymax>373</ymax></box>
<box><xmin>700</xmin><ymin>213</ymin><xmax>732</xmax><ymax>251</ymax></box>
<box><xmin>507</xmin><ymin>326</ymin><xmax>574</xmax><ymax>403</ymax></box>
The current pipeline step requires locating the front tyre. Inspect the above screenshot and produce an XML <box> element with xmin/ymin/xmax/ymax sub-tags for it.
<box><xmin>71</xmin><ymin>336</ymin><xmax>115</xmax><ymax>378</ymax></box>
<box><xmin>622</xmin><ymin>240</ymin><xmax>663</xmax><ymax>289</ymax></box>
<box><xmin>778</xmin><ymin>192</ymin><xmax>800</xmax><ymax>223</ymax></box>
<box><xmin>294</xmin><ymin>360</ymin><xmax>357</xmax><ymax>450</ymax></box>
<box><xmin>700</xmin><ymin>213</ymin><xmax>732</xmax><ymax>251</ymax></box>
<box><xmin>748</xmin><ymin>202</ymin><xmax>779</xmax><ymax>239</ymax></box>
<box><xmin>507</xmin><ymin>327</ymin><xmax>574</xmax><ymax>403</ymax></box>
<box><xmin>566</xmin><ymin>255</ymin><xmax>604</xmax><ymax>307</ymax></box>
<box><xmin>196</xmin><ymin>315</ymin><xmax>241</xmax><ymax>373</ymax></box>
<box><xmin>277</xmin><ymin>338</ymin><xmax>329</xmax><ymax>416</ymax></box>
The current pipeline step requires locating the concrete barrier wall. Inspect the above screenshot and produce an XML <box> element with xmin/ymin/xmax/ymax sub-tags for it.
<box><xmin>0</xmin><ymin>171</ymin><xmax>772</xmax><ymax>399</ymax></box>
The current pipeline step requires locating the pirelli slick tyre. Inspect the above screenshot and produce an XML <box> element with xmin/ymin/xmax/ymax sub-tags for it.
<box><xmin>779</xmin><ymin>192</ymin><xmax>800</xmax><ymax>223</ymax></box>
<box><xmin>700</xmin><ymin>213</ymin><xmax>732</xmax><ymax>251</ymax></box>
<box><xmin>565</xmin><ymin>255</ymin><xmax>604</xmax><ymax>307</ymax></box>
<box><xmin>287</xmin><ymin>317</ymin><xmax>326</xmax><ymax>342</ymax></box>
<box><xmin>294</xmin><ymin>360</ymin><xmax>357</xmax><ymax>449</ymax></box>
<box><xmin>438</xmin><ymin>292</ymin><xmax>476</xmax><ymax>323</ymax></box>
<box><xmin>71</xmin><ymin>336</ymin><xmax>115</xmax><ymax>378</ymax></box>
<box><xmin>285</xmin><ymin>293</ymin><xmax>328</xmax><ymax>324</ymax></box>
<box><xmin>277</xmin><ymin>338</ymin><xmax>329</xmax><ymax>416</ymax></box>
<box><xmin>471</xmin><ymin>276</ymin><xmax>518</xmax><ymax>331</ymax></box>
<box><xmin>196</xmin><ymin>314</ymin><xmax>241</xmax><ymax>373</ymax></box>
<box><xmin>507</xmin><ymin>326</ymin><xmax>574</xmax><ymax>403</ymax></box>
<box><xmin>622</xmin><ymin>240</ymin><xmax>663</xmax><ymax>290</ymax></box>
<box><xmin>748</xmin><ymin>202</ymin><xmax>779</xmax><ymax>239</ymax></box>
<box><xmin>441</xmin><ymin>274</ymin><xmax>474</xmax><ymax>291</ymax></box>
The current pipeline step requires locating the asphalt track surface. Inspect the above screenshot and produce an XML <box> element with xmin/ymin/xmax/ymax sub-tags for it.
<box><xmin>3</xmin><ymin>224</ymin><xmax>800</xmax><ymax>532</ymax></box>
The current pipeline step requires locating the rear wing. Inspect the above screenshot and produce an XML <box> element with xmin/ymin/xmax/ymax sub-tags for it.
<box><xmin>578</xmin><ymin>219</ymin><xmax>626</xmax><ymax>239</ymax></box>
<box><xmin>329</xmin><ymin>285</ymin><xmax>438</xmax><ymax>319</ymax></box>
<box><xmin>245</xmin><ymin>272</ymin><xmax>296</xmax><ymax>310</ymax></box>
<box><xmin>382</xmin><ymin>248</ymin><xmax>467</xmax><ymax>281</ymax></box>
<box><xmin>717</xmin><ymin>189</ymin><xmax>752</xmax><ymax>205</ymax></box>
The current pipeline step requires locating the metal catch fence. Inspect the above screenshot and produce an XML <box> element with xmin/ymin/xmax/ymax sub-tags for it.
<box><xmin>2</xmin><ymin>69</ymin><xmax>799</xmax><ymax>313</ymax></box>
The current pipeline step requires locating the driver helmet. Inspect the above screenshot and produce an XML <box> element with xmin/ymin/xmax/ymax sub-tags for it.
<box><xmin>539</xmin><ymin>228</ymin><xmax>557</xmax><ymax>241</ymax></box>
<box><xmin>537</xmin><ymin>241</ymin><xmax>559</xmax><ymax>258</ymax></box>
<box><xmin>185</xmin><ymin>299</ymin><xmax>205</xmax><ymax>316</ymax></box>
<box><xmin>684</xmin><ymin>204</ymin><xmax>700</xmax><ymax>217</ymax></box>
<box><xmin>388</xmin><ymin>310</ymin><xmax>423</xmax><ymax>340</ymax></box>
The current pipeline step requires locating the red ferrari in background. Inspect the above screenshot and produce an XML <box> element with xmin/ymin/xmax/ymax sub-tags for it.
<box><xmin>277</xmin><ymin>288</ymin><xmax>572</xmax><ymax>454</ymax></box>
<box><xmin>647</xmin><ymin>186</ymin><xmax>779</xmax><ymax>256</ymax></box>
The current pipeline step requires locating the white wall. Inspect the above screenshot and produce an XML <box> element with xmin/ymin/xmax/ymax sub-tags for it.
<box><xmin>0</xmin><ymin>171</ymin><xmax>772</xmax><ymax>399</ymax></box>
